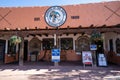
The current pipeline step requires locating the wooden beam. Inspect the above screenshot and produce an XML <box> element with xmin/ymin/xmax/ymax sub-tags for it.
<box><xmin>0</xmin><ymin>27</ymin><xmax>120</xmax><ymax>36</ymax></box>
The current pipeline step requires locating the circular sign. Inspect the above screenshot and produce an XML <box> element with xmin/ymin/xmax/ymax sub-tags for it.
<box><xmin>45</xmin><ymin>6</ymin><xmax>67</xmax><ymax>27</ymax></box>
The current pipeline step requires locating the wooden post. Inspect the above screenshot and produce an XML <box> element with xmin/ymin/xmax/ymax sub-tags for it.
<box><xmin>19</xmin><ymin>37</ymin><xmax>24</xmax><ymax>66</ymax></box>
<box><xmin>27</xmin><ymin>41</ymin><xmax>30</xmax><ymax>61</ymax></box>
<box><xmin>93</xmin><ymin>50</ymin><xmax>97</xmax><ymax>67</ymax></box>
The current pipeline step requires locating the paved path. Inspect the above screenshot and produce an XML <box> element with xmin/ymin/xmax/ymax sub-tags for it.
<box><xmin>0</xmin><ymin>64</ymin><xmax>120</xmax><ymax>80</ymax></box>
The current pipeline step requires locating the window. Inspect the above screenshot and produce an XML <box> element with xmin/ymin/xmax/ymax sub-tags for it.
<box><xmin>8</xmin><ymin>40</ymin><xmax>16</xmax><ymax>55</ymax></box>
<box><xmin>116</xmin><ymin>38</ymin><xmax>120</xmax><ymax>54</ymax></box>
<box><xmin>42</xmin><ymin>38</ymin><xmax>54</xmax><ymax>50</ymax></box>
<box><xmin>71</xmin><ymin>16</ymin><xmax>79</xmax><ymax>19</ymax></box>
<box><xmin>60</xmin><ymin>38</ymin><xmax>73</xmax><ymax>50</ymax></box>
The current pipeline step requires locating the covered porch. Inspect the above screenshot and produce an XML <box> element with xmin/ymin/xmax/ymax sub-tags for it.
<box><xmin>0</xmin><ymin>24</ymin><xmax>120</xmax><ymax>66</ymax></box>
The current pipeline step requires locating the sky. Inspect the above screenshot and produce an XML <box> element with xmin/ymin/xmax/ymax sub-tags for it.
<box><xmin>0</xmin><ymin>0</ymin><xmax>118</xmax><ymax>7</ymax></box>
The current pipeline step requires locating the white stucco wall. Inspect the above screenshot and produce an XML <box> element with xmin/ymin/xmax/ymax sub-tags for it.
<box><xmin>104</xmin><ymin>32</ymin><xmax>120</xmax><ymax>55</ymax></box>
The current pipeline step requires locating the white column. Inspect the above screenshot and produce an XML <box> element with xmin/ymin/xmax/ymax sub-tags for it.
<box><xmin>73</xmin><ymin>38</ymin><xmax>76</xmax><ymax>50</ymax></box>
<box><xmin>102</xmin><ymin>33</ymin><xmax>106</xmax><ymax>51</ymax></box>
<box><xmin>16</xmin><ymin>44</ymin><xmax>18</xmax><ymax>53</ymax></box>
<box><xmin>5</xmin><ymin>40</ymin><xmax>8</xmax><ymax>54</ymax></box>
<box><xmin>54</xmin><ymin>34</ymin><xmax>56</xmax><ymax>46</ymax></box>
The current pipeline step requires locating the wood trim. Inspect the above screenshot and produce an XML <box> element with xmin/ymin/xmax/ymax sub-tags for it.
<box><xmin>0</xmin><ymin>27</ymin><xmax>120</xmax><ymax>37</ymax></box>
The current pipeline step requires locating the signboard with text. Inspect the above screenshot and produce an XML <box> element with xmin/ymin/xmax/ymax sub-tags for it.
<box><xmin>90</xmin><ymin>44</ymin><xmax>97</xmax><ymax>50</ymax></box>
<box><xmin>52</xmin><ymin>49</ymin><xmax>60</xmax><ymax>62</ymax></box>
<box><xmin>98</xmin><ymin>54</ymin><xmax>107</xmax><ymax>66</ymax></box>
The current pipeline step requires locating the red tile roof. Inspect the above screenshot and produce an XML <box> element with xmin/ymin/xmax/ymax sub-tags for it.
<box><xmin>0</xmin><ymin>1</ymin><xmax>120</xmax><ymax>30</ymax></box>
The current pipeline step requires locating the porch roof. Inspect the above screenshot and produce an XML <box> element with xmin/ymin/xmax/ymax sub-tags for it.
<box><xmin>0</xmin><ymin>1</ymin><xmax>120</xmax><ymax>30</ymax></box>
<box><xmin>0</xmin><ymin>24</ymin><xmax>120</xmax><ymax>37</ymax></box>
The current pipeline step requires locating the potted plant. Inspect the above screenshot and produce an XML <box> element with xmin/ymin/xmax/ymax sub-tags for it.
<box><xmin>90</xmin><ymin>31</ymin><xmax>103</xmax><ymax>43</ymax></box>
<box><xmin>10</xmin><ymin>36</ymin><xmax>21</xmax><ymax>46</ymax></box>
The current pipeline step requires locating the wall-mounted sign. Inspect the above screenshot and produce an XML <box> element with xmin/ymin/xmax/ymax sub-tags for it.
<box><xmin>90</xmin><ymin>44</ymin><xmax>97</xmax><ymax>50</ymax></box>
<box><xmin>45</xmin><ymin>6</ymin><xmax>67</xmax><ymax>27</ymax></box>
<box><xmin>52</xmin><ymin>48</ymin><xmax>60</xmax><ymax>62</ymax></box>
<box><xmin>82</xmin><ymin>51</ymin><xmax>93</xmax><ymax>65</ymax></box>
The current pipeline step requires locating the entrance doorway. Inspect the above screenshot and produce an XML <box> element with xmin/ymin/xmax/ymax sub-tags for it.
<box><xmin>24</xmin><ymin>40</ymin><xmax>28</xmax><ymax>61</ymax></box>
<box><xmin>0</xmin><ymin>40</ymin><xmax>6</xmax><ymax>64</ymax></box>
<box><xmin>95</xmin><ymin>40</ymin><xmax>103</xmax><ymax>53</ymax></box>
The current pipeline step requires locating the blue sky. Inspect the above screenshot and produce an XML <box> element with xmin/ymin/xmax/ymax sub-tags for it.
<box><xmin>0</xmin><ymin>0</ymin><xmax>117</xmax><ymax>7</ymax></box>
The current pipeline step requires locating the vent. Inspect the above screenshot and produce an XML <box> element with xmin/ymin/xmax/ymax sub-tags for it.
<box><xmin>34</xmin><ymin>17</ymin><xmax>40</xmax><ymax>21</ymax></box>
<box><xmin>71</xmin><ymin>16</ymin><xmax>79</xmax><ymax>19</ymax></box>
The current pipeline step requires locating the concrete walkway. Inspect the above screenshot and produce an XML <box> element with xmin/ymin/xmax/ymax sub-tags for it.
<box><xmin>0</xmin><ymin>63</ymin><xmax>120</xmax><ymax>80</ymax></box>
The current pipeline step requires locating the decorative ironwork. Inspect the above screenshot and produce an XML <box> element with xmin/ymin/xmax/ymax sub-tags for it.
<box><xmin>76</xmin><ymin>35</ymin><xmax>90</xmax><ymax>52</ymax></box>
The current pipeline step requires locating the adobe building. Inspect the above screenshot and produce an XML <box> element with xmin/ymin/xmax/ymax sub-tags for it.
<box><xmin>0</xmin><ymin>1</ymin><xmax>120</xmax><ymax>66</ymax></box>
